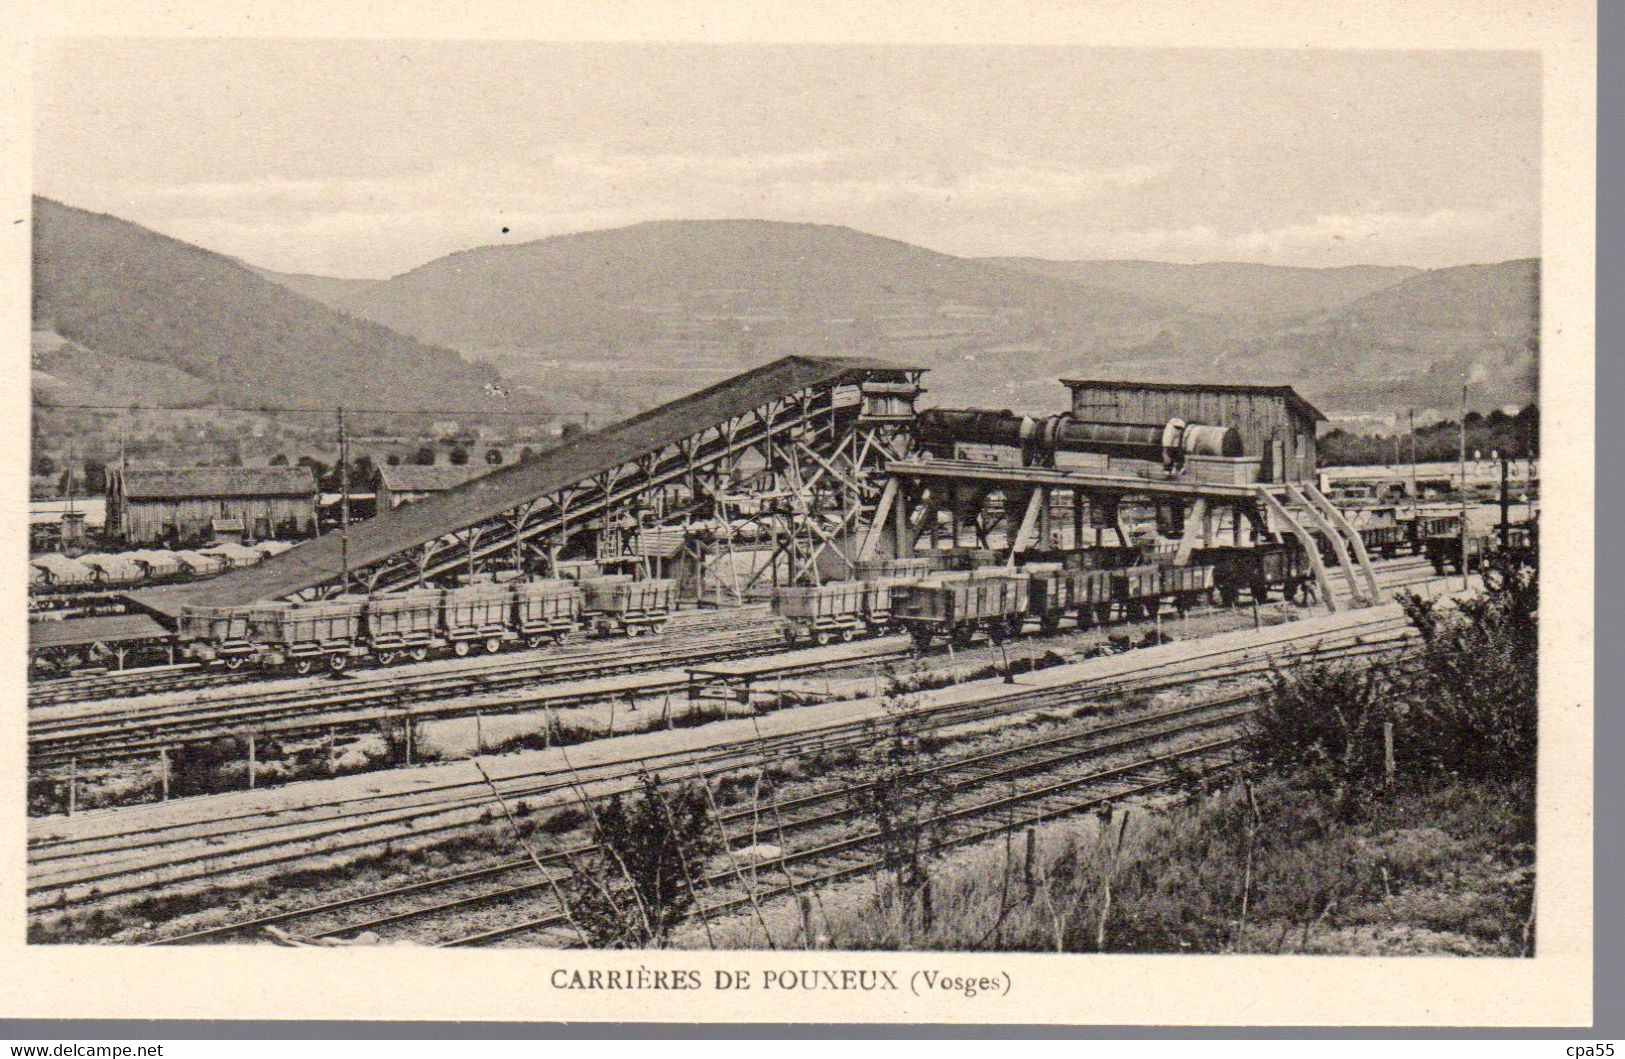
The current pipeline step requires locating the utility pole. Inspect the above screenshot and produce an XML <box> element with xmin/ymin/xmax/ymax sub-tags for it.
<box><xmin>1459</xmin><ymin>383</ymin><xmax>1469</xmax><ymax>591</ymax></box>
<box><xmin>1409</xmin><ymin>408</ymin><xmax>1418</xmax><ymax>509</ymax></box>
<box><xmin>1499</xmin><ymin>453</ymin><xmax>1511</xmax><ymax>547</ymax></box>
<box><xmin>338</xmin><ymin>406</ymin><xmax>350</xmax><ymax>593</ymax></box>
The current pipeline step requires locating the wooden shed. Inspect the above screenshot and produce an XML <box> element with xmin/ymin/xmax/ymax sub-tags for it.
<box><xmin>1059</xmin><ymin>380</ymin><xmax>1326</xmax><ymax>483</ymax></box>
<box><xmin>106</xmin><ymin>467</ymin><xmax>318</xmax><ymax>546</ymax></box>
<box><xmin>375</xmin><ymin>463</ymin><xmax>490</xmax><ymax>509</ymax></box>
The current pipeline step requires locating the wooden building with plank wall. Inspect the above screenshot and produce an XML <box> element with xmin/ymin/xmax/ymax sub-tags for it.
<box><xmin>1059</xmin><ymin>379</ymin><xmax>1327</xmax><ymax>483</ymax></box>
<box><xmin>106</xmin><ymin>467</ymin><xmax>318</xmax><ymax>545</ymax></box>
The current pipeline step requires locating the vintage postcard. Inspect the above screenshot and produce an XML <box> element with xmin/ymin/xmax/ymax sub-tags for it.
<box><xmin>1</xmin><ymin>0</ymin><xmax>1596</xmax><ymax>1028</ymax></box>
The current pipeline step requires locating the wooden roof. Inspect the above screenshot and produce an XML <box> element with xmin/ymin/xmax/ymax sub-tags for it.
<box><xmin>1059</xmin><ymin>379</ymin><xmax>1327</xmax><ymax>423</ymax></box>
<box><xmin>114</xmin><ymin>466</ymin><xmax>317</xmax><ymax>500</ymax></box>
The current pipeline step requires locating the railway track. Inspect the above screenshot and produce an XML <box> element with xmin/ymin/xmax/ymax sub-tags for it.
<box><xmin>28</xmin><ymin>557</ymin><xmax>1440</xmax><ymax>767</ymax></box>
<box><xmin>29</xmin><ymin>609</ymin><xmax>1418</xmax><ymax>915</ymax></box>
<box><xmin>162</xmin><ymin>699</ymin><xmax>1260</xmax><ymax>947</ymax></box>
<box><xmin>27</xmin><ymin>604</ymin><xmax>774</xmax><ymax>709</ymax></box>
<box><xmin>27</xmin><ymin>623</ymin><xmax>787</xmax><ymax>764</ymax></box>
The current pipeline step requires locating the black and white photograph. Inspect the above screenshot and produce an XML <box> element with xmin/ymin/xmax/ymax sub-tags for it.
<box><xmin>7</xmin><ymin>0</ymin><xmax>1598</xmax><ymax>1031</ymax></box>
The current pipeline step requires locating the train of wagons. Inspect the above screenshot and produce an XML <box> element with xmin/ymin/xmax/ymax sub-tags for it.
<box><xmin>771</xmin><ymin>541</ymin><xmax>1318</xmax><ymax>650</ymax></box>
<box><xmin>179</xmin><ymin>575</ymin><xmax>677</xmax><ymax>674</ymax></box>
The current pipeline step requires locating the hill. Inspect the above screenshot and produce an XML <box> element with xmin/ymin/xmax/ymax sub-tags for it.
<box><xmin>333</xmin><ymin>219</ymin><xmax>1183</xmax><ymax>413</ymax></box>
<box><xmin>31</xmin><ymin>197</ymin><xmax>505</xmax><ymax>414</ymax></box>
<box><xmin>245</xmin><ymin>265</ymin><xmax>380</xmax><ymax>310</ymax></box>
<box><xmin>329</xmin><ymin>220</ymin><xmax>1535</xmax><ymax>419</ymax></box>
<box><xmin>1114</xmin><ymin>259</ymin><xmax>1539</xmax><ymax>415</ymax></box>
<box><xmin>983</xmin><ymin>258</ymin><xmax>1419</xmax><ymax>320</ymax></box>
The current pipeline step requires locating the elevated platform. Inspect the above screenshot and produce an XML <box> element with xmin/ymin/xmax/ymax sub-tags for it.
<box><xmin>133</xmin><ymin>355</ymin><xmax>919</xmax><ymax>623</ymax></box>
<box><xmin>29</xmin><ymin>613</ymin><xmax>170</xmax><ymax>650</ymax></box>
<box><xmin>883</xmin><ymin>458</ymin><xmax>1275</xmax><ymax>499</ymax></box>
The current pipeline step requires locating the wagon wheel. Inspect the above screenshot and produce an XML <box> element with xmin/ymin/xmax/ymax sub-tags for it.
<box><xmin>839</xmin><ymin>627</ymin><xmax>858</xmax><ymax>643</ymax></box>
<box><xmin>552</xmin><ymin>630</ymin><xmax>571</xmax><ymax>645</ymax></box>
<box><xmin>328</xmin><ymin>653</ymin><xmax>350</xmax><ymax>673</ymax></box>
<box><xmin>909</xmin><ymin>627</ymin><xmax>934</xmax><ymax>652</ymax></box>
<box><xmin>452</xmin><ymin>640</ymin><xmax>472</xmax><ymax>657</ymax></box>
<box><xmin>484</xmin><ymin>636</ymin><xmax>503</xmax><ymax>654</ymax></box>
<box><xmin>408</xmin><ymin>646</ymin><xmax>430</xmax><ymax>663</ymax></box>
<box><xmin>525</xmin><ymin>634</ymin><xmax>547</xmax><ymax>650</ymax></box>
<box><xmin>292</xmin><ymin>657</ymin><xmax>316</xmax><ymax>676</ymax></box>
<box><xmin>815</xmin><ymin>629</ymin><xmax>834</xmax><ymax>647</ymax></box>
<box><xmin>1039</xmin><ymin>615</ymin><xmax>1061</xmax><ymax>636</ymax></box>
<box><xmin>1216</xmin><ymin>583</ymin><xmax>1238</xmax><ymax>607</ymax></box>
<box><xmin>1250</xmin><ymin>579</ymin><xmax>1270</xmax><ymax>603</ymax></box>
<box><xmin>223</xmin><ymin>655</ymin><xmax>247</xmax><ymax>671</ymax></box>
<box><xmin>376</xmin><ymin>650</ymin><xmax>400</xmax><ymax>666</ymax></box>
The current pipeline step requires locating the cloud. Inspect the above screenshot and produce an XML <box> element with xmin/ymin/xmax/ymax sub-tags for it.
<box><xmin>49</xmin><ymin>147</ymin><xmax>1175</xmax><ymax>274</ymax></box>
<box><xmin>1111</xmin><ymin>205</ymin><xmax>1536</xmax><ymax>266</ymax></box>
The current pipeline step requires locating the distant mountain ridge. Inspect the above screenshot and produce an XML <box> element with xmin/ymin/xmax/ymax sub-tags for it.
<box><xmin>35</xmin><ymin>201</ymin><xmax>1537</xmax><ymax>424</ymax></box>
<box><xmin>297</xmin><ymin>218</ymin><xmax>1535</xmax><ymax>417</ymax></box>
<box><xmin>982</xmin><ymin>257</ymin><xmax>1421</xmax><ymax>320</ymax></box>
<box><xmin>31</xmin><ymin>197</ymin><xmax>505</xmax><ymax>412</ymax></box>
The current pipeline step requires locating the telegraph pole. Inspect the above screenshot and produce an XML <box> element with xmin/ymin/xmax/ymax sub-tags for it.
<box><xmin>1459</xmin><ymin>383</ymin><xmax>1469</xmax><ymax>591</ymax></box>
<box><xmin>338</xmin><ymin>406</ymin><xmax>350</xmax><ymax>593</ymax></box>
<box><xmin>1408</xmin><ymin>408</ymin><xmax>1418</xmax><ymax>508</ymax></box>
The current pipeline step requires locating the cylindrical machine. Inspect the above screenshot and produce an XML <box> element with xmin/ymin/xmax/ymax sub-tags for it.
<box><xmin>916</xmin><ymin>407</ymin><xmax>1243</xmax><ymax>467</ymax></box>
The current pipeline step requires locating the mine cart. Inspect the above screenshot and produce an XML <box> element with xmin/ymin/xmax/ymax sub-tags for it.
<box><xmin>582</xmin><ymin>577</ymin><xmax>675</xmax><ymax>635</ymax></box>
<box><xmin>774</xmin><ymin>582</ymin><xmax>870</xmax><ymax>645</ymax></box>
<box><xmin>899</xmin><ymin>575</ymin><xmax>1030</xmax><ymax>648</ymax></box>
<box><xmin>1154</xmin><ymin>563</ymin><xmax>1216</xmax><ymax>614</ymax></box>
<box><xmin>511</xmin><ymin>579</ymin><xmax>583</xmax><ymax>647</ymax></box>
<box><xmin>178</xmin><ymin>604</ymin><xmax>260</xmax><ymax>668</ymax></box>
<box><xmin>1024</xmin><ymin>564</ymin><xmax>1074</xmax><ymax>634</ymax></box>
<box><xmin>1257</xmin><ymin>542</ymin><xmax>1316</xmax><ymax>602</ymax></box>
<box><xmin>1359</xmin><ymin>524</ymin><xmax>1409</xmax><ymax>559</ymax></box>
<box><xmin>861</xmin><ymin>577</ymin><xmax>915</xmax><ymax>632</ymax></box>
<box><xmin>853</xmin><ymin>556</ymin><xmax>939</xmax><ymax>581</ymax></box>
<box><xmin>441</xmin><ymin>583</ymin><xmax>516</xmax><ymax>656</ymax></box>
<box><xmin>1108</xmin><ymin>565</ymin><xmax>1163</xmax><ymax>620</ymax></box>
<box><xmin>252</xmin><ymin>599</ymin><xmax>365</xmax><ymax>674</ymax></box>
<box><xmin>363</xmin><ymin>589</ymin><xmax>443</xmax><ymax>664</ymax></box>
<box><xmin>1069</xmin><ymin>569</ymin><xmax>1116</xmax><ymax>625</ymax></box>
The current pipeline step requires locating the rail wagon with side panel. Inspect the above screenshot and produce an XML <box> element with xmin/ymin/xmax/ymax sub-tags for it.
<box><xmin>581</xmin><ymin>576</ymin><xmax>675</xmax><ymax>636</ymax></box>
<box><xmin>897</xmin><ymin>574</ymin><xmax>1030</xmax><ymax>649</ymax></box>
<box><xmin>512</xmin><ymin>579</ymin><xmax>583</xmax><ymax>647</ymax></box>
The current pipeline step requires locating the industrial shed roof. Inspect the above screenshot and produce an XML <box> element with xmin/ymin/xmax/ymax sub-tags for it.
<box><xmin>131</xmin><ymin>355</ymin><xmax>917</xmax><ymax>621</ymax></box>
<box><xmin>1059</xmin><ymin>379</ymin><xmax>1327</xmax><ymax>423</ymax></box>
<box><xmin>376</xmin><ymin>464</ymin><xmax>492</xmax><ymax>493</ymax></box>
<box><xmin>30</xmin><ymin>613</ymin><xmax>170</xmax><ymax>650</ymax></box>
<box><xmin>114</xmin><ymin>466</ymin><xmax>318</xmax><ymax>500</ymax></box>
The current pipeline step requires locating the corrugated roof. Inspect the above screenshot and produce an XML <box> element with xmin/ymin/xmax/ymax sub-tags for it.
<box><xmin>1059</xmin><ymin>378</ymin><xmax>1327</xmax><ymax>423</ymax></box>
<box><xmin>377</xmin><ymin>464</ymin><xmax>491</xmax><ymax>493</ymax></box>
<box><xmin>131</xmin><ymin>355</ymin><xmax>917</xmax><ymax>620</ymax></box>
<box><xmin>115</xmin><ymin>466</ymin><xmax>317</xmax><ymax>500</ymax></box>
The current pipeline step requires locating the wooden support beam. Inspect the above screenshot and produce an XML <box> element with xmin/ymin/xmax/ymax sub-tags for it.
<box><xmin>1254</xmin><ymin>488</ymin><xmax>1338</xmax><ymax>613</ymax></box>
<box><xmin>857</xmin><ymin>478</ymin><xmax>897</xmax><ymax>560</ymax></box>
<box><xmin>1297</xmin><ymin>483</ymin><xmax>1381</xmax><ymax>603</ymax></box>
<box><xmin>1283</xmin><ymin>483</ymin><xmax>1360</xmax><ymax>601</ymax></box>
<box><xmin>1006</xmin><ymin>488</ymin><xmax>1045</xmax><ymax>565</ymax></box>
<box><xmin>894</xmin><ymin>479</ymin><xmax>911</xmax><ymax>558</ymax></box>
<box><xmin>1173</xmin><ymin>497</ymin><xmax>1207</xmax><ymax>565</ymax></box>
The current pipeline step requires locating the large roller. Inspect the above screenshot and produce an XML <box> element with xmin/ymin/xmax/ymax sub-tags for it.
<box><xmin>916</xmin><ymin>407</ymin><xmax>1243</xmax><ymax>467</ymax></box>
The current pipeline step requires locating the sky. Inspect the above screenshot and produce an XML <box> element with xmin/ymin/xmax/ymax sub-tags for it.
<box><xmin>34</xmin><ymin>40</ymin><xmax>1541</xmax><ymax>279</ymax></box>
